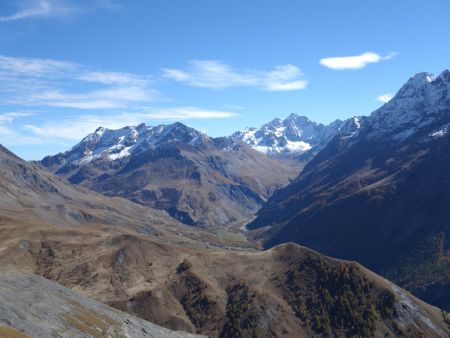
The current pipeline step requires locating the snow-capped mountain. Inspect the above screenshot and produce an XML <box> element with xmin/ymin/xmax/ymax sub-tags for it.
<box><xmin>41</xmin><ymin>122</ymin><xmax>209</xmax><ymax>168</ymax></box>
<box><xmin>230</xmin><ymin>113</ymin><xmax>344</xmax><ymax>155</ymax></box>
<box><xmin>230</xmin><ymin>70</ymin><xmax>450</xmax><ymax>157</ymax></box>
<box><xmin>367</xmin><ymin>70</ymin><xmax>450</xmax><ymax>139</ymax></box>
<box><xmin>249</xmin><ymin>70</ymin><xmax>450</xmax><ymax>311</ymax></box>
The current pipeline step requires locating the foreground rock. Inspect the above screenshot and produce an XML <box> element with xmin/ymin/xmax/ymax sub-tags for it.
<box><xmin>0</xmin><ymin>270</ymin><xmax>202</xmax><ymax>338</ymax></box>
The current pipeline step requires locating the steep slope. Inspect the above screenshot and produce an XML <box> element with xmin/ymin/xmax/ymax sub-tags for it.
<box><xmin>0</xmin><ymin>270</ymin><xmax>201</xmax><ymax>338</ymax></box>
<box><xmin>0</xmin><ymin>144</ymin><xmax>254</xmax><ymax>251</ymax></box>
<box><xmin>40</xmin><ymin>123</ymin><xmax>300</xmax><ymax>228</ymax></box>
<box><xmin>0</xmin><ymin>144</ymin><xmax>177</xmax><ymax>234</ymax></box>
<box><xmin>249</xmin><ymin>70</ymin><xmax>450</xmax><ymax>310</ymax></box>
<box><xmin>229</xmin><ymin>113</ymin><xmax>343</xmax><ymax>155</ymax></box>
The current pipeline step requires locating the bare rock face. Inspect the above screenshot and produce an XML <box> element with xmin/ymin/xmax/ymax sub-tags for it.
<box><xmin>0</xmin><ymin>270</ymin><xmax>203</xmax><ymax>338</ymax></box>
<box><xmin>249</xmin><ymin>70</ymin><xmax>450</xmax><ymax>310</ymax></box>
<box><xmin>40</xmin><ymin>122</ymin><xmax>301</xmax><ymax>228</ymax></box>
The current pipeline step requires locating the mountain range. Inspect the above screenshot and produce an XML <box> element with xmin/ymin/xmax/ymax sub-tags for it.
<box><xmin>38</xmin><ymin>110</ymin><xmax>355</xmax><ymax>229</ymax></box>
<box><xmin>40</xmin><ymin>123</ymin><xmax>301</xmax><ymax>228</ymax></box>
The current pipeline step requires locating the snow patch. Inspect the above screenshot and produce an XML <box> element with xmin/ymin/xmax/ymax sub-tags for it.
<box><xmin>108</xmin><ymin>146</ymin><xmax>132</xmax><ymax>160</ymax></box>
<box><xmin>431</xmin><ymin>123</ymin><xmax>449</xmax><ymax>138</ymax></box>
<box><xmin>285</xmin><ymin>140</ymin><xmax>312</xmax><ymax>152</ymax></box>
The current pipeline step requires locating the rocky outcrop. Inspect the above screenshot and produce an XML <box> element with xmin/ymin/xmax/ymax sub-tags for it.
<box><xmin>0</xmin><ymin>270</ymin><xmax>202</xmax><ymax>338</ymax></box>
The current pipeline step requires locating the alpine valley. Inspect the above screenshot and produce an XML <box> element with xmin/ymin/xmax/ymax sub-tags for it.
<box><xmin>40</xmin><ymin>122</ymin><xmax>301</xmax><ymax>228</ymax></box>
<box><xmin>1</xmin><ymin>71</ymin><xmax>450</xmax><ymax>338</ymax></box>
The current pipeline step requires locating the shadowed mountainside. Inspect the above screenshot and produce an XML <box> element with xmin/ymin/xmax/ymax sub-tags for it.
<box><xmin>248</xmin><ymin>70</ymin><xmax>450</xmax><ymax>311</ymax></box>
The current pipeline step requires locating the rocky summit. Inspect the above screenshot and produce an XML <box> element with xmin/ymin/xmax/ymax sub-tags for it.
<box><xmin>229</xmin><ymin>113</ymin><xmax>344</xmax><ymax>155</ymax></box>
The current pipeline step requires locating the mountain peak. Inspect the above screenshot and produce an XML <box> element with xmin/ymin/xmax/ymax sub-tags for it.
<box><xmin>285</xmin><ymin>112</ymin><xmax>300</xmax><ymax>120</ymax></box>
<box><xmin>398</xmin><ymin>70</ymin><xmax>450</xmax><ymax>91</ymax></box>
<box><xmin>284</xmin><ymin>113</ymin><xmax>312</xmax><ymax>124</ymax></box>
<box><xmin>437</xmin><ymin>69</ymin><xmax>450</xmax><ymax>82</ymax></box>
<box><xmin>94</xmin><ymin>126</ymin><xmax>105</xmax><ymax>134</ymax></box>
<box><xmin>54</xmin><ymin>122</ymin><xmax>211</xmax><ymax>166</ymax></box>
<box><xmin>330</xmin><ymin>69</ymin><xmax>450</xmax><ymax>145</ymax></box>
<box><xmin>409</xmin><ymin>72</ymin><xmax>435</xmax><ymax>84</ymax></box>
<box><xmin>230</xmin><ymin>113</ymin><xmax>344</xmax><ymax>155</ymax></box>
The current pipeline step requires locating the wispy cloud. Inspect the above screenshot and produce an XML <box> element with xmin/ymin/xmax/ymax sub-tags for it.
<box><xmin>78</xmin><ymin>71</ymin><xmax>148</xmax><ymax>85</ymax></box>
<box><xmin>0</xmin><ymin>0</ymin><xmax>120</xmax><ymax>23</ymax></box>
<box><xmin>0</xmin><ymin>54</ymin><xmax>75</xmax><ymax>76</ymax></box>
<box><xmin>163</xmin><ymin>60</ymin><xmax>308</xmax><ymax>91</ymax></box>
<box><xmin>320</xmin><ymin>52</ymin><xmax>397</xmax><ymax>70</ymax></box>
<box><xmin>0</xmin><ymin>112</ymin><xmax>34</xmax><ymax>123</ymax></box>
<box><xmin>22</xmin><ymin>107</ymin><xmax>237</xmax><ymax>141</ymax></box>
<box><xmin>0</xmin><ymin>0</ymin><xmax>79</xmax><ymax>22</ymax></box>
<box><xmin>140</xmin><ymin>107</ymin><xmax>237</xmax><ymax>120</ymax></box>
<box><xmin>28</xmin><ymin>87</ymin><xmax>156</xmax><ymax>109</ymax></box>
<box><xmin>0</xmin><ymin>55</ymin><xmax>239</xmax><ymax>148</ymax></box>
<box><xmin>376</xmin><ymin>93</ymin><xmax>393</xmax><ymax>103</ymax></box>
<box><xmin>0</xmin><ymin>111</ymin><xmax>42</xmax><ymax>145</ymax></box>
<box><xmin>0</xmin><ymin>54</ymin><xmax>158</xmax><ymax>110</ymax></box>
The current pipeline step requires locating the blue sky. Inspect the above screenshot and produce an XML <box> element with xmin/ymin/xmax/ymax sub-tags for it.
<box><xmin>1</xmin><ymin>0</ymin><xmax>449</xmax><ymax>160</ymax></box>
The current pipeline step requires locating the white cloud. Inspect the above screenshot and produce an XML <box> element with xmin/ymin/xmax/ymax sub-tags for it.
<box><xmin>0</xmin><ymin>55</ymin><xmax>309</xmax><ymax>113</ymax></box>
<box><xmin>78</xmin><ymin>71</ymin><xmax>149</xmax><ymax>85</ymax></box>
<box><xmin>22</xmin><ymin>107</ymin><xmax>238</xmax><ymax>140</ymax></box>
<box><xmin>0</xmin><ymin>0</ymin><xmax>120</xmax><ymax>23</ymax></box>
<box><xmin>0</xmin><ymin>0</ymin><xmax>78</xmax><ymax>22</ymax></box>
<box><xmin>139</xmin><ymin>107</ymin><xmax>237</xmax><ymax>120</ymax></box>
<box><xmin>376</xmin><ymin>93</ymin><xmax>393</xmax><ymax>103</ymax></box>
<box><xmin>0</xmin><ymin>54</ymin><xmax>158</xmax><ymax>110</ymax></box>
<box><xmin>163</xmin><ymin>60</ymin><xmax>308</xmax><ymax>91</ymax></box>
<box><xmin>0</xmin><ymin>112</ymin><xmax>34</xmax><ymax>123</ymax></box>
<box><xmin>0</xmin><ymin>54</ymin><xmax>76</xmax><ymax>77</ymax></box>
<box><xmin>320</xmin><ymin>52</ymin><xmax>397</xmax><ymax>70</ymax></box>
<box><xmin>264</xmin><ymin>65</ymin><xmax>308</xmax><ymax>91</ymax></box>
<box><xmin>29</xmin><ymin>86</ymin><xmax>156</xmax><ymax>109</ymax></box>
<box><xmin>163</xmin><ymin>69</ymin><xmax>191</xmax><ymax>82</ymax></box>
<box><xmin>0</xmin><ymin>112</ymin><xmax>42</xmax><ymax>145</ymax></box>
<box><xmin>163</xmin><ymin>60</ymin><xmax>256</xmax><ymax>89</ymax></box>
